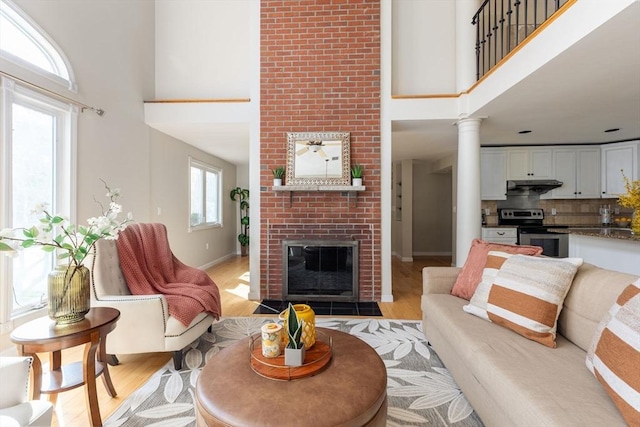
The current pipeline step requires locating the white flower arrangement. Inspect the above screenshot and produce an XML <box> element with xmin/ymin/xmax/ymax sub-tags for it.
<box><xmin>0</xmin><ymin>180</ymin><xmax>132</xmax><ymax>268</ymax></box>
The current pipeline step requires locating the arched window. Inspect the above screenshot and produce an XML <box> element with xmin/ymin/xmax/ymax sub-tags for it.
<box><xmin>0</xmin><ymin>0</ymin><xmax>77</xmax><ymax>322</ymax></box>
<box><xmin>0</xmin><ymin>0</ymin><xmax>75</xmax><ymax>90</ymax></box>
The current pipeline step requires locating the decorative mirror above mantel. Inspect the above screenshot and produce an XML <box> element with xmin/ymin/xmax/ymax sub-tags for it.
<box><xmin>286</xmin><ymin>132</ymin><xmax>351</xmax><ymax>186</ymax></box>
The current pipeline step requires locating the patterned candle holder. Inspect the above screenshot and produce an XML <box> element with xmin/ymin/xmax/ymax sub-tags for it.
<box><xmin>261</xmin><ymin>323</ymin><xmax>283</xmax><ymax>358</ymax></box>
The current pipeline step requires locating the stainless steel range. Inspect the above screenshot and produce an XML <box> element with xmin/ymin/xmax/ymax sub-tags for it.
<box><xmin>498</xmin><ymin>208</ymin><xmax>569</xmax><ymax>258</ymax></box>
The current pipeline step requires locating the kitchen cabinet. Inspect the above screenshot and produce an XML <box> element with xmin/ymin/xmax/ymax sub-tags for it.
<box><xmin>480</xmin><ymin>148</ymin><xmax>507</xmax><ymax>200</ymax></box>
<box><xmin>507</xmin><ymin>148</ymin><xmax>553</xmax><ymax>180</ymax></box>
<box><xmin>601</xmin><ymin>141</ymin><xmax>639</xmax><ymax>198</ymax></box>
<box><xmin>552</xmin><ymin>147</ymin><xmax>600</xmax><ymax>199</ymax></box>
<box><xmin>482</xmin><ymin>227</ymin><xmax>517</xmax><ymax>244</ymax></box>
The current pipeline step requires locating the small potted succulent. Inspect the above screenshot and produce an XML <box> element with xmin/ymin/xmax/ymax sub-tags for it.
<box><xmin>273</xmin><ymin>167</ymin><xmax>285</xmax><ymax>186</ymax></box>
<box><xmin>284</xmin><ymin>302</ymin><xmax>305</xmax><ymax>366</ymax></box>
<box><xmin>351</xmin><ymin>164</ymin><xmax>363</xmax><ymax>186</ymax></box>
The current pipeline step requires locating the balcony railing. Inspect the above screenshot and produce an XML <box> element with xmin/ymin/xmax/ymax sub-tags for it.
<box><xmin>473</xmin><ymin>0</ymin><xmax>570</xmax><ymax>80</ymax></box>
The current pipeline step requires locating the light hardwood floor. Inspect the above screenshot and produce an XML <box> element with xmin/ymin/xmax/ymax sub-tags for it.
<box><xmin>49</xmin><ymin>254</ymin><xmax>451</xmax><ymax>426</ymax></box>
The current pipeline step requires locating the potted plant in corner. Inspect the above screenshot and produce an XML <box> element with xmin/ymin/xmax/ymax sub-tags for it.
<box><xmin>351</xmin><ymin>164</ymin><xmax>363</xmax><ymax>186</ymax></box>
<box><xmin>230</xmin><ymin>187</ymin><xmax>249</xmax><ymax>256</ymax></box>
<box><xmin>273</xmin><ymin>166</ymin><xmax>285</xmax><ymax>186</ymax></box>
<box><xmin>284</xmin><ymin>302</ymin><xmax>305</xmax><ymax>366</ymax></box>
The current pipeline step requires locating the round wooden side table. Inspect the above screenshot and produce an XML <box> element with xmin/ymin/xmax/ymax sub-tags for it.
<box><xmin>10</xmin><ymin>307</ymin><xmax>120</xmax><ymax>427</ymax></box>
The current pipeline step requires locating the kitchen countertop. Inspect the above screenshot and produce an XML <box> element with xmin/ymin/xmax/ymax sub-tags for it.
<box><xmin>482</xmin><ymin>225</ymin><xmax>638</xmax><ymax>241</ymax></box>
<box><xmin>556</xmin><ymin>227</ymin><xmax>638</xmax><ymax>242</ymax></box>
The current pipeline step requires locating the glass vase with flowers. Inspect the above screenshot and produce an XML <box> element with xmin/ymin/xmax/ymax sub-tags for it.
<box><xmin>0</xmin><ymin>181</ymin><xmax>132</xmax><ymax>324</ymax></box>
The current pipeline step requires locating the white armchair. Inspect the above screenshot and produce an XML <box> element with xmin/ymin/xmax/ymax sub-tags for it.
<box><xmin>0</xmin><ymin>357</ymin><xmax>53</xmax><ymax>427</ymax></box>
<box><xmin>89</xmin><ymin>238</ymin><xmax>215</xmax><ymax>370</ymax></box>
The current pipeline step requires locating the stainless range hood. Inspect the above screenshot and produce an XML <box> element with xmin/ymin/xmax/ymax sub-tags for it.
<box><xmin>506</xmin><ymin>179</ymin><xmax>563</xmax><ymax>195</ymax></box>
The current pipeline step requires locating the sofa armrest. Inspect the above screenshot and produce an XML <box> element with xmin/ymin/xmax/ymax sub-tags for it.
<box><xmin>422</xmin><ymin>266</ymin><xmax>461</xmax><ymax>295</ymax></box>
<box><xmin>92</xmin><ymin>294</ymin><xmax>169</xmax><ymax>326</ymax></box>
<box><xmin>92</xmin><ymin>295</ymin><xmax>171</xmax><ymax>354</ymax></box>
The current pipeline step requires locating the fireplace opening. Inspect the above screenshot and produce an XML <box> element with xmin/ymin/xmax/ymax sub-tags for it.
<box><xmin>283</xmin><ymin>239</ymin><xmax>359</xmax><ymax>302</ymax></box>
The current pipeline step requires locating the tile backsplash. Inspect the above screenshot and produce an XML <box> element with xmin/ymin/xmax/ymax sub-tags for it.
<box><xmin>481</xmin><ymin>199</ymin><xmax>634</xmax><ymax>226</ymax></box>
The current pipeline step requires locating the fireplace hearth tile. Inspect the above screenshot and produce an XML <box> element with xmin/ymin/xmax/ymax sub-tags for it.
<box><xmin>253</xmin><ymin>299</ymin><xmax>382</xmax><ymax>316</ymax></box>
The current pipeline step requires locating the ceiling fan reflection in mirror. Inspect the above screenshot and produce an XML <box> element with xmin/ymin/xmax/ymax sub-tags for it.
<box><xmin>296</xmin><ymin>140</ymin><xmax>342</xmax><ymax>158</ymax></box>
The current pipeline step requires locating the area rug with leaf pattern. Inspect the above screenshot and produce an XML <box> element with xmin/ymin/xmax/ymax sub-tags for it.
<box><xmin>105</xmin><ymin>317</ymin><xmax>485</xmax><ymax>427</ymax></box>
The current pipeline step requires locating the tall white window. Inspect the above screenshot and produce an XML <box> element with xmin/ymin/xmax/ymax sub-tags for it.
<box><xmin>0</xmin><ymin>0</ymin><xmax>76</xmax><ymax>322</ymax></box>
<box><xmin>1</xmin><ymin>80</ymin><xmax>75</xmax><ymax>318</ymax></box>
<box><xmin>189</xmin><ymin>158</ymin><xmax>222</xmax><ymax>230</ymax></box>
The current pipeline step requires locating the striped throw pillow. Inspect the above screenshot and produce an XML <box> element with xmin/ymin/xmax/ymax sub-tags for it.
<box><xmin>486</xmin><ymin>255</ymin><xmax>583</xmax><ymax>348</ymax></box>
<box><xmin>451</xmin><ymin>239</ymin><xmax>543</xmax><ymax>300</ymax></box>
<box><xmin>586</xmin><ymin>279</ymin><xmax>640</xmax><ymax>426</ymax></box>
<box><xmin>463</xmin><ymin>250</ymin><xmax>512</xmax><ymax>321</ymax></box>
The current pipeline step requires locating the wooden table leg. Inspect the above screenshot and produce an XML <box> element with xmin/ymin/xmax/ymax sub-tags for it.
<box><xmin>84</xmin><ymin>332</ymin><xmax>102</xmax><ymax>426</ymax></box>
<box><xmin>48</xmin><ymin>350</ymin><xmax>62</xmax><ymax>404</ymax></box>
<box><xmin>97</xmin><ymin>330</ymin><xmax>117</xmax><ymax>397</ymax></box>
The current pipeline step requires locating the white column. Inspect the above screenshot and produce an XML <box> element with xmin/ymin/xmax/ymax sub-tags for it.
<box><xmin>379</xmin><ymin>0</ymin><xmax>393</xmax><ymax>302</ymax></box>
<box><xmin>455</xmin><ymin>117</ymin><xmax>482</xmax><ymax>267</ymax></box>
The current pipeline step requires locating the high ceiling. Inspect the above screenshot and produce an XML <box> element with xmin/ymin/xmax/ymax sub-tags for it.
<box><xmin>393</xmin><ymin>1</ymin><xmax>640</xmax><ymax>162</ymax></box>
<box><xmin>161</xmin><ymin>2</ymin><xmax>639</xmax><ymax>166</ymax></box>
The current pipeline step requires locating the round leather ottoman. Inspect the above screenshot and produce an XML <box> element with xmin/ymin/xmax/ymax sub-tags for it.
<box><xmin>195</xmin><ymin>328</ymin><xmax>387</xmax><ymax>427</ymax></box>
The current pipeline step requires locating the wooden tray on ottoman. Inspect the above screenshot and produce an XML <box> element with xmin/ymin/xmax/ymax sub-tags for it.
<box><xmin>249</xmin><ymin>331</ymin><xmax>332</xmax><ymax>380</ymax></box>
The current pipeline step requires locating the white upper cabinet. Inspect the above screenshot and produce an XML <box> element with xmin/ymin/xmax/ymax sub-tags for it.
<box><xmin>480</xmin><ymin>148</ymin><xmax>507</xmax><ymax>200</ymax></box>
<box><xmin>480</xmin><ymin>142</ymin><xmax>637</xmax><ymax>201</ymax></box>
<box><xmin>552</xmin><ymin>147</ymin><xmax>600</xmax><ymax>199</ymax></box>
<box><xmin>506</xmin><ymin>148</ymin><xmax>553</xmax><ymax>179</ymax></box>
<box><xmin>601</xmin><ymin>141</ymin><xmax>639</xmax><ymax>198</ymax></box>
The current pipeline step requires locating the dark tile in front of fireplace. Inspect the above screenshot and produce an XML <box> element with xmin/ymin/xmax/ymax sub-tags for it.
<box><xmin>253</xmin><ymin>300</ymin><xmax>382</xmax><ymax>316</ymax></box>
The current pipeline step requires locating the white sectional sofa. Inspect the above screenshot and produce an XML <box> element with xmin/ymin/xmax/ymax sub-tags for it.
<box><xmin>421</xmin><ymin>262</ymin><xmax>637</xmax><ymax>426</ymax></box>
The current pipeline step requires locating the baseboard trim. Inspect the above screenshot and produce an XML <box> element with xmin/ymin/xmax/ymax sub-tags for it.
<box><xmin>198</xmin><ymin>252</ymin><xmax>237</xmax><ymax>271</ymax></box>
<box><xmin>412</xmin><ymin>251</ymin><xmax>453</xmax><ymax>256</ymax></box>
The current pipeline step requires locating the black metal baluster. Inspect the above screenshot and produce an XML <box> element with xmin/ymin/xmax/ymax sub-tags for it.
<box><xmin>506</xmin><ymin>0</ymin><xmax>513</xmax><ymax>53</ymax></box>
<box><xmin>499</xmin><ymin>0</ymin><xmax>505</xmax><ymax>61</ymax></box>
<box><xmin>531</xmin><ymin>0</ymin><xmax>546</xmax><ymax>32</ymax></box>
<box><xmin>524</xmin><ymin>0</ymin><xmax>529</xmax><ymax>38</ymax></box>
<box><xmin>474</xmin><ymin>11</ymin><xmax>481</xmax><ymax>80</ymax></box>
<box><xmin>514</xmin><ymin>0</ymin><xmax>521</xmax><ymax>46</ymax></box>
<box><xmin>481</xmin><ymin>9</ymin><xmax>487</xmax><ymax>77</ymax></box>
<box><xmin>544</xmin><ymin>0</ymin><xmax>549</xmax><ymax>20</ymax></box>
<box><xmin>473</xmin><ymin>0</ymin><xmax>568</xmax><ymax>81</ymax></box>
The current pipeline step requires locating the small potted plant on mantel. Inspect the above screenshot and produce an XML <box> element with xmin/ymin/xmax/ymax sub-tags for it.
<box><xmin>351</xmin><ymin>164</ymin><xmax>364</xmax><ymax>186</ymax></box>
<box><xmin>273</xmin><ymin>166</ymin><xmax>285</xmax><ymax>186</ymax></box>
<box><xmin>284</xmin><ymin>302</ymin><xmax>305</xmax><ymax>366</ymax></box>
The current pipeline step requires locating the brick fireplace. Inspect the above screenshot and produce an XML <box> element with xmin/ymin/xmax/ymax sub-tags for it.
<box><xmin>260</xmin><ymin>0</ymin><xmax>381</xmax><ymax>301</ymax></box>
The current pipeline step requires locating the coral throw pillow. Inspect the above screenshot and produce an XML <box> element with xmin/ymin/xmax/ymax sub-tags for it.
<box><xmin>586</xmin><ymin>279</ymin><xmax>640</xmax><ymax>426</ymax></box>
<box><xmin>451</xmin><ymin>238</ymin><xmax>543</xmax><ymax>300</ymax></box>
<box><xmin>485</xmin><ymin>255</ymin><xmax>583</xmax><ymax>348</ymax></box>
<box><xmin>463</xmin><ymin>250</ymin><xmax>512</xmax><ymax>321</ymax></box>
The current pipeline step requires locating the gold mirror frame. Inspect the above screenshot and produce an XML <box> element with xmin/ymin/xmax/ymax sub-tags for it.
<box><xmin>286</xmin><ymin>132</ymin><xmax>351</xmax><ymax>185</ymax></box>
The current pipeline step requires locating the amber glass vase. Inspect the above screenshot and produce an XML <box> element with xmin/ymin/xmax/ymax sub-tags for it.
<box><xmin>48</xmin><ymin>264</ymin><xmax>91</xmax><ymax>325</ymax></box>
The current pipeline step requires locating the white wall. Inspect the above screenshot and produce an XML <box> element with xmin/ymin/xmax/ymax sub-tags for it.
<box><xmin>149</xmin><ymin>129</ymin><xmax>237</xmax><ymax>267</ymax></box>
<box><xmin>412</xmin><ymin>162</ymin><xmax>452</xmax><ymax>255</ymax></box>
<box><xmin>14</xmin><ymin>0</ymin><xmax>155</xmax><ymax>226</ymax></box>
<box><xmin>392</xmin><ymin>0</ymin><xmax>457</xmax><ymax>95</ymax></box>
<box><xmin>12</xmin><ymin>0</ymin><xmax>237</xmax><ymax>269</ymax></box>
<box><xmin>155</xmin><ymin>0</ymin><xmax>251</xmax><ymax>99</ymax></box>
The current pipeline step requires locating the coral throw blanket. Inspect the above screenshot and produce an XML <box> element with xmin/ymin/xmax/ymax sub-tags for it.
<box><xmin>116</xmin><ymin>223</ymin><xmax>221</xmax><ymax>326</ymax></box>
